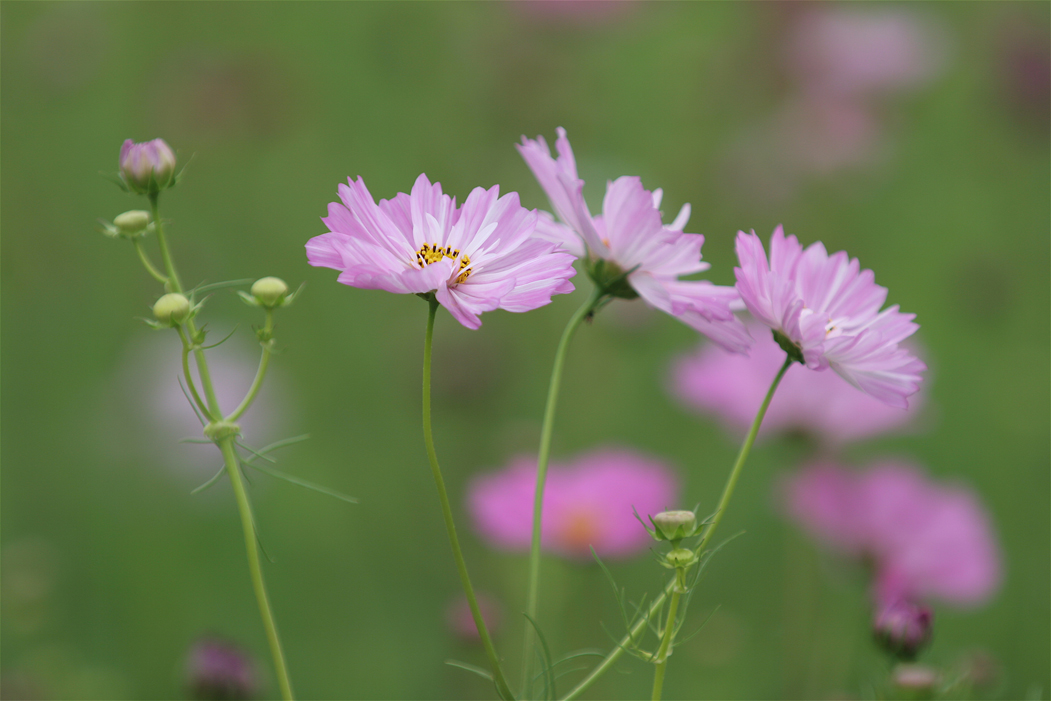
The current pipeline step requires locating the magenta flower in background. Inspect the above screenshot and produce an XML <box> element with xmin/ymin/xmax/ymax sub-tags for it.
<box><xmin>185</xmin><ymin>637</ymin><xmax>259</xmax><ymax>701</ymax></box>
<box><xmin>735</xmin><ymin>226</ymin><xmax>925</xmax><ymax>407</ymax></box>
<box><xmin>670</xmin><ymin>322</ymin><xmax>927</xmax><ymax>446</ymax></box>
<box><xmin>518</xmin><ymin>128</ymin><xmax>751</xmax><ymax>353</ymax></box>
<box><xmin>783</xmin><ymin>460</ymin><xmax>1001</xmax><ymax>608</ymax></box>
<box><xmin>467</xmin><ymin>448</ymin><xmax>679</xmax><ymax>560</ymax></box>
<box><xmin>306</xmin><ymin>173</ymin><xmax>576</xmax><ymax>329</ymax></box>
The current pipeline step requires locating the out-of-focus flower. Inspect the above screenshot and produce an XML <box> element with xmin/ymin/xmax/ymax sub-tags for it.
<box><xmin>670</xmin><ymin>322</ymin><xmax>927</xmax><ymax>446</ymax></box>
<box><xmin>783</xmin><ymin>460</ymin><xmax>1001</xmax><ymax>608</ymax></box>
<box><xmin>467</xmin><ymin>448</ymin><xmax>678</xmax><ymax>560</ymax></box>
<box><xmin>891</xmin><ymin>663</ymin><xmax>940</xmax><ymax>693</ymax></box>
<box><xmin>734</xmin><ymin>226</ymin><xmax>925</xmax><ymax>407</ymax></box>
<box><xmin>119</xmin><ymin>139</ymin><xmax>177</xmax><ymax>195</ymax></box>
<box><xmin>785</xmin><ymin>8</ymin><xmax>948</xmax><ymax>98</ymax></box>
<box><xmin>445</xmin><ymin>593</ymin><xmax>502</xmax><ymax>643</ymax></box>
<box><xmin>873</xmin><ymin>598</ymin><xmax>933</xmax><ymax>660</ymax></box>
<box><xmin>185</xmin><ymin>637</ymin><xmax>259</xmax><ymax>700</ymax></box>
<box><xmin>306</xmin><ymin>173</ymin><xmax>576</xmax><ymax>330</ymax></box>
<box><xmin>518</xmin><ymin>128</ymin><xmax>751</xmax><ymax>353</ymax></box>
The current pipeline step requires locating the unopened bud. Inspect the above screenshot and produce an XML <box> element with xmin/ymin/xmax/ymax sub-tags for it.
<box><xmin>651</xmin><ymin>510</ymin><xmax>696</xmax><ymax>542</ymax></box>
<box><xmin>120</xmin><ymin>138</ymin><xmax>177</xmax><ymax>195</ymax></box>
<box><xmin>892</xmin><ymin>663</ymin><xmax>939</xmax><ymax>696</ymax></box>
<box><xmin>665</xmin><ymin>547</ymin><xmax>696</xmax><ymax>569</ymax></box>
<box><xmin>251</xmin><ymin>277</ymin><xmax>289</xmax><ymax>308</ymax></box>
<box><xmin>153</xmin><ymin>293</ymin><xmax>191</xmax><ymax>326</ymax></box>
<box><xmin>874</xmin><ymin>599</ymin><xmax>932</xmax><ymax>661</ymax></box>
<box><xmin>113</xmin><ymin>210</ymin><xmax>150</xmax><ymax>237</ymax></box>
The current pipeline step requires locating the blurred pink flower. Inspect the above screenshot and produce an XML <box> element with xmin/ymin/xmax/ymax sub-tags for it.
<box><xmin>306</xmin><ymin>173</ymin><xmax>576</xmax><ymax>330</ymax></box>
<box><xmin>734</xmin><ymin>226</ymin><xmax>925</xmax><ymax>407</ymax></box>
<box><xmin>783</xmin><ymin>460</ymin><xmax>1001</xmax><ymax>608</ymax></box>
<box><xmin>467</xmin><ymin>448</ymin><xmax>679</xmax><ymax>560</ymax></box>
<box><xmin>670</xmin><ymin>322</ymin><xmax>926</xmax><ymax>446</ymax></box>
<box><xmin>445</xmin><ymin>593</ymin><xmax>502</xmax><ymax>643</ymax></box>
<box><xmin>518</xmin><ymin>128</ymin><xmax>751</xmax><ymax>353</ymax></box>
<box><xmin>786</xmin><ymin>8</ymin><xmax>948</xmax><ymax>98</ymax></box>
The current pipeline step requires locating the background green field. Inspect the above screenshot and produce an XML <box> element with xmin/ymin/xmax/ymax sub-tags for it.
<box><xmin>2</xmin><ymin>2</ymin><xmax>1048</xmax><ymax>699</ymax></box>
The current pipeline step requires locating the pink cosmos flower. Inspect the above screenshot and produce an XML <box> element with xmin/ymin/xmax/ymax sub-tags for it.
<box><xmin>306</xmin><ymin>173</ymin><xmax>576</xmax><ymax>330</ymax></box>
<box><xmin>783</xmin><ymin>460</ymin><xmax>1001</xmax><ymax>608</ymax></box>
<box><xmin>518</xmin><ymin>128</ymin><xmax>751</xmax><ymax>353</ymax></box>
<box><xmin>467</xmin><ymin>448</ymin><xmax>679</xmax><ymax>560</ymax></box>
<box><xmin>670</xmin><ymin>322</ymin><xmax>926</xmax><ymax>446</ymax></box>
<box><xmin>734</xmin><ymin>226</ymin><xmax>925</xmax><ymax>407</ymax></box>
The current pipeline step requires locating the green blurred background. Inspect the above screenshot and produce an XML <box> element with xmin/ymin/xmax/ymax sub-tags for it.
<box><xmin>2</xmin><ymin>2</ymin><xmax>1048</xmax><ymax>699</ymax></box>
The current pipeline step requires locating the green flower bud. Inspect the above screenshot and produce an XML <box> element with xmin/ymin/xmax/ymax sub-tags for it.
<box><xmin>113</xmin><ymin>210</ymin><xmax>150</xmax><ymax>237</ymax></box>
<box><xmin>651</xmin><ymin>510</ymin><xmax>697</xmax><ymax>542</ymax></box>
<box><xmin>153</xmin><ymin>293</ymin><xmax>191</xmax><ymax>326</ymax></box>
<box><xmin>665</xmin><ymin>547</ymin><xmax>696</xmax><ymax>569</ymax></box>
<box><xmin>251</xmin><ymin>277</ymin><xmax>289</xmax><ymax>308</ymax></box>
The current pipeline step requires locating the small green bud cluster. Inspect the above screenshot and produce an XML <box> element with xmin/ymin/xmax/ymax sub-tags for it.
<box><xmin>152</xmin><ymin>293</ymin><xmax>191</xmax><ymax>327</ymax></box>
<box><xmin>100</xmin><ymin>210</ymin><xmax>152</xmax><ymax>239</ymax></box>
<box><xmin>239</xmin><ymin>277</ymin><xmax>302</xmax><ymax>310</ymax></box>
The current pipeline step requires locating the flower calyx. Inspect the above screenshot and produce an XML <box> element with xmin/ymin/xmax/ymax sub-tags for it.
<box><xmin>239</xmin><ymin>278</ymin><xmax>303</xmax><ymax>310</ymax></box>
<box><xmin>587</xmin><ymin>259</ymin><xmax>639</xmax><ymax>300</ymax></box>
<box><xmin>772</xmin><ymin>329</ymin><xmax>805</xmax><ymax>365</ymax></box>
<box><xmin>100</xmin><ymin>210</ymin><xmax>153</xmax><ymax>239</ymax></box>
<box><xmin>203</xmin><ymin>420</ymin><xmax>241</xmax><ymax>443</ymax></box>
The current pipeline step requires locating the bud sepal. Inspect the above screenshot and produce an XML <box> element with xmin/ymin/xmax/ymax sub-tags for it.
<box><xmin>99</xmin><ymin>210</ymin><xmax>153</xmax><ymax>239</ymax></box>
<box><xmin>239</xmin><ymin>279</ymin><xmax>304</xmax><ymax>310</ymax></box>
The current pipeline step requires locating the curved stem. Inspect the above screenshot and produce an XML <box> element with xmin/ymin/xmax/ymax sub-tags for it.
<box><xmin>148</xmin><ymin>193</ymin><xmax>183</xmax><ymax>293</ymax></box>
<box><xmin>219</xmin><ymin>437</ymin><xmax>294</xmax><ymax>701</ymax></box>
<box><xmin>422</xmin><ymin>297</ymin><xmax>515</xmax><ymax>701</ymax></box>
<box><xmin>650</xmin><ymin>568</ymin><xmax>685</xmax><ymax>701</ymax></box>
<box><xmin>227</xmin><ymin>311</ymin><xmax>274</xmax><ymax>422</ymax></box>
<box><xmin>521</xmin><ymin>285</ymin><xmax>603</xmax><ymax>693</ymax></box>
<box><xmin>560</xmin><ymin>355</ymin><xmax>793</xmax><ymax>701</ymax></box>
<box><xmin>176</xmin><ymin>327</ymin><xmax>212</xmax><ymax>421</ymax></box>
<box><xmin>133</xmin><ymin>237</ymin><xmax>169</xmax><ymax>285</ymax></box>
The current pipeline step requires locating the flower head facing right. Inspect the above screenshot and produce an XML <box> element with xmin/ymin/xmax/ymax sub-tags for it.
<box><xmin>734</xmin><ymin>226</ymin><xmax>925</xmax><ymax>407</ymax></box>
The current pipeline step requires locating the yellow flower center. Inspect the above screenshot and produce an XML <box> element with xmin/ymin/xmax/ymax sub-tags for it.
<box><xmin>415</xmin><ymin>243</ymin><xmax>472</xmax><ymax>283</ymax></box>
<box><xmin>559</xmin><ymin>508</ymin><xmax>601</xmax><ymax>555</ymax></box>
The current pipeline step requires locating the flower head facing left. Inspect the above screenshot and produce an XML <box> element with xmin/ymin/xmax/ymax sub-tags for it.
<box><xmin>735</xmin><ymin>226</ymin><xmax>925</xmax><ymax>407</ymax></box>
<box><xmin>518</xmin><ymin>128</ymin><xmax>751</xmax><ymax>353</ymax></box>
<box><xmin>306</xmin><ymin>173</ymin><xmax>576</xmax><ymax>329</ymax></box>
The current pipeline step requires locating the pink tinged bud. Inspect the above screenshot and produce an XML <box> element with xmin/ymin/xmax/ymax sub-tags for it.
<box><xmin>873</xmin><ymin>598</ymin><xmax>932</xmax><ymax>661</ymax></box>
<box><xmin>185</xmin><ymin>637</ymin><xmax>259</xmax><ymax>701</ymax></box>
<box><xmin>120</xmin><ymin>138</ymin><xmax>177</xmax><ymax>195</ymax></box>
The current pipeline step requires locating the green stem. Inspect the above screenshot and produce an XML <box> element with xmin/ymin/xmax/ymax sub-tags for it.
<box><xmin>148</xmin><ymin>195</ymin><xmax>291</xmax><ymax>696</ymax></box>
<box><xmin>133</xmin><ymin>237</ymin><xmax>168</xmax><ymax>285</ymax></box>
<box><xmin>176</xmin><ymin>327</ymin><xmax>212</xmax><ymax>421</ymax></box>
<box><xmin>422</xmin><ymin>297</ymin><xmax>515</xmax><ymax>701</ymax></box>
<box><xmin>650</xmin><ymin>568</ymin><xmax>686</xmax><ymax>701</ymax></box>
<box><xmin>560</xmin><ymin>355</ymin><xmax>793</xmax><ymax>701</ymax></box>
<box><xmin>522</xmin><ymin>285</ymin><xmax>603</xmax><ymax>694</ymax></box>
<box><xmin>219</xmin><ymin>437</ymin><xmax>294</xmax><ymax>701</ymax></box>
<box><xmin>227</xmin><ymin>310</ymin><xmax>274</xmax><ymax>422</ymax></box>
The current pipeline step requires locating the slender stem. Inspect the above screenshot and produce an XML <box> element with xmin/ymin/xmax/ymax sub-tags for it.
<box><xmin>422</xmin><ymin>297</ymin><xmax>515</xmax><ymax>701</ymax></box>
<box><xmin>560</xmin><ymin>356</ymin><xmax>793</xmax><ymax>701</ymax></box>
<box><xmin>219</xmin><ymin>437</ymin><xmax>294</xmax><ymax>701</ymax></box>
<box><xmin>148</xmin><ymin>195</ymin><xmax>290</xmax><ymax>695</ymax></box>
<box><xmin>227</xmin><ymin>310</ymin><xmax>274</xmax><ymax>422</ymax></box>
<box><xmin>521</xmin><ymin>286</ymin><xmax>603</xmax><ymax>694</ymax></box>
<box><xmin>133</xmin><ymin>237</ymin><xmax>169</xmax><ymax>285</ymax></box>
<box><xmin>650</xmin><ymin>568</ymin><xmax>686</xmax><ymax>701</ymax></box>
<box><xmin>176</xmin><ymin>326</ymin><xmax>213</xmax><ymax>421</ymax></box>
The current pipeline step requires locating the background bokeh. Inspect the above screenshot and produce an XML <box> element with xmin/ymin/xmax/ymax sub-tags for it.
<box><xmin>2</xmin><ymin>2</ymin><xmax>1048</xmax><ymax>699</ymax></box>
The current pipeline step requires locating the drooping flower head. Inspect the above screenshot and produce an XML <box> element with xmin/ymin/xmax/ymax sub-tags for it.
<box><xmin>518</xmin><ymin>128</ymin><xmax>751</xmax><ymax>353</ymax></box>
<box><xmin>782</xmin><ymin>460</ymin><xmax>1001</xmax><ymax>609</ymax></box>
<box><xmin>306</xmin><ymin>174</ymin><xmax>576</xmax><ymax>329</ymax></box>
<box><xmin>467</xmin><ymin>448</ymin><xmax>679</xmax><ymax>560</ymax></box>
<box><xmin>735</xmin><ymin>226</ymin><xmax>925</xmax><ymax>407</ymax></box>
<box><xmin>670</xmin><ymin>321</ymin><xmax>927</xmax><ymax>446</ymax></box>
<box><xmin>120</xmin><ymin>138</ymin><xmax>177</xmax><ymax>195</ymax></box>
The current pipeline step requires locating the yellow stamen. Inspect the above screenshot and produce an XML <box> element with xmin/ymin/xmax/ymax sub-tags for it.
<box><xmin>415</xmin><ymin>242</ymin><xmax>473</xmax><ymax>283</ymax></box>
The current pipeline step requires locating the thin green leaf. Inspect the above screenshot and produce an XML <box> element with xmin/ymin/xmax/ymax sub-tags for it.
<box><xmin>253</xmin><ymin>434</ymin><xmax>310</xmax><ymax>456</ymax></box>
<box><xmin>444</xmin><ymin>659</ymin><xmax>493</xmax><ymax>682</ymax></box>
<box><xmin>191</xmin><ymin>465</ymin><xmax>226</xmax><ymax>495</ymax></box>
<box><xmin>676</xmin><ymin>604</ymin><xmax>720</xmax><ymax>646</ymax></box>
<box><xmin>177</xmin><ymin>376</ymin><xmax>207</xmax><ymax>426</ymax></box>
<box><xmin>245</xmin><ymin>460</ymin><xmax>358</xmax><ymax>504</ymax></box>
<box><xmin>237</xmin><ymin>440</ymin><xmax>278</xmax><ymax>464</ymax></box>
<box><xmin>201</xmin><ymin>325</ymin><xmax>239</xmax><ymax>350</ymax></box>
<box><xmin>193</xmin><ymin>278</ymin><xmax>254</xmax><ymax>295</ymax></box>
<box><xmin>523</xmin><ymin>612</ymin><xmax>556</xmax><ymax>700</ymax></box>
<box><xmin>591</xmin><ymin>546</ymin><xmax>631</xmax><ymax>632</ymax></box>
